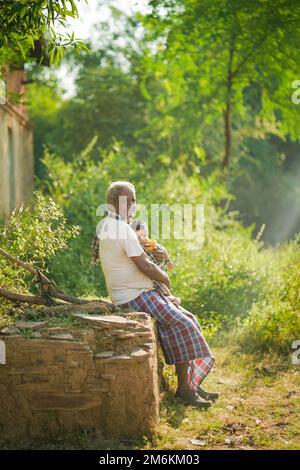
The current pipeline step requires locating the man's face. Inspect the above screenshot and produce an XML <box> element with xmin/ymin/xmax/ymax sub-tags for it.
<box><xmin>113</xmin><ymin>187</ymin><xmax>136</xmax><ymax>222</ymax></box>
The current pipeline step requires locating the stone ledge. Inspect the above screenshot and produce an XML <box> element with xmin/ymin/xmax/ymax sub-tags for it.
<box><xmin>72</xmin><ymin>313</ymin><xmax>139</xmax><ymax>328</ymax></box>
<box><xmin>0</xmin><ymin>310</ymin><xmax>160</xmax><ymax>441</ymax></box>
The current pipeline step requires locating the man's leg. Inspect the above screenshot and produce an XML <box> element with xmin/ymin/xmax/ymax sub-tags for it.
<box><xmin>175</xmin><ymin>361</ymin><xmax>189</xmax><ymax>392</ymax></box>
<box><xmin>174</xmin><ymin>361</ymin><xmax>211</xmax><ymax>407</ymax></box>
<box><xmin>120</xmin><ymin>290</ymin><xmax>214</xmax><ymax>407</ymax></box>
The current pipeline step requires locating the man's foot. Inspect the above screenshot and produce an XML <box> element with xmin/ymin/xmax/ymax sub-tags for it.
<box><xmin>197</xmin><ymin>386</ymin><xmax>219</xmax><ymax>402</ymax></box>
<box><xmin>175</xmin><ymin>388</ymin><xmax>211</xmax><ymax>408</ymax></box>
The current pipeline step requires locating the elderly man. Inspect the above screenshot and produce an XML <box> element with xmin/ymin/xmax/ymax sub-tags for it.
<box><xmin>96</xmin><ymin>181</ymin><xmax>217</xmax><ymax>408</ymax></box>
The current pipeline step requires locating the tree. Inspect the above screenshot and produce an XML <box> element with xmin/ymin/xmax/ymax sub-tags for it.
<box><xmin>137</xmin><ymin>0</ymin><xmax>300</xmax><ymax>171</ymax></box>
<box><xmin>0</xmin><ymin>0</ymin><xmax>89</xmax><ymax>70</ymax></box>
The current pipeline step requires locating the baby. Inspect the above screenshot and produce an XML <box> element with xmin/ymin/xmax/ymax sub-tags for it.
<box><xmin>130</xmin><ymin>219</ymin><xmax>181</xmax><ymax>307</ymax></box>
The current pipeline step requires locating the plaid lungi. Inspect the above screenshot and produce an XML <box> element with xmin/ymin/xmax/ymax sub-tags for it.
<box><xmin>119</xmin><ymin>289</ymin><xmax>215</xmax><ymax>392</ymax></box>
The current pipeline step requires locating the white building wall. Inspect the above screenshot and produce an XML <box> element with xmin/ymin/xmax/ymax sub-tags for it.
<box><xmin>0</xmin><ymin>71</ymin><xmax>34</xmax><ymax>220</ymax></box>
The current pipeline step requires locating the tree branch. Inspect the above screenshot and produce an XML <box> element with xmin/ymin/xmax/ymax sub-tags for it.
<box><xmin>0</xmin><ymin>287</ymin><xmax>62</xmax><ymax>306</ymax></box>
<box><xmin>0</xmin><ymin>246</ymin><xmax>119</xmax><ymax>312</ymax></box>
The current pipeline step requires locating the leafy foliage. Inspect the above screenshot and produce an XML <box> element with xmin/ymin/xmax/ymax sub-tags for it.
<box><xmin>2</xmin><ymin>1</ymin><xmax>300</xmax><ymax>360</ymax></box>
<box><xmin>0</xmin><ymin>191</ymin><xmax>80</xmax><ymax>327</ymax></box>
<box><xmin>240</xmin><ymin>236</ymin><xmax>300</xmax><ymax>355</ymax></box>
<box><xmin>27</xmin><ymin>1</ymin><xmax>300</xmax><ymax>243</ymax></box>
<box><xmin>138</xmin><ymin>0</ymin><xmax>300</xmax><ymax>164</ymax></box>
<box><xmin>0</xmin><ymin>0</ymin><xmax>89</xmax><ymax>70</ymax></box>
<box><xmin>36</xmin><ymin>143</ymin><xmax>270</xmax><ymax>327</ymax></box>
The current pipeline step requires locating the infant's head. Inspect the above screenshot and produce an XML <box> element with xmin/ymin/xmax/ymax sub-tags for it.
<box><xmin>130</xmin><ymin>219</ymin><xmax>148</xmax><ymax>242</ymax></box>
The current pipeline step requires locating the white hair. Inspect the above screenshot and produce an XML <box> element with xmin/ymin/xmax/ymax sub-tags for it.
<box><xmin>106</xmin><ymin>181</ymin><xmax>135</xmax><ymax>203</ymax></box>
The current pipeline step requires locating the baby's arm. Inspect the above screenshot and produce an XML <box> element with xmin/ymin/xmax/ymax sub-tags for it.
<box><xmin>157</xmin><ymin>244</ymin><xmax>174</xmax><ymax>270</ymax></box>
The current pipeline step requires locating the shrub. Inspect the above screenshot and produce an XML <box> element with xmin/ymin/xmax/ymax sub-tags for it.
<box><xmin>239</xmin><ymin>236</ymin><xmax>300</xmax><ymax>356</ymax></box>
<box><xmin>0</xmin><ymin>192</ymin><xmax>80</xmax><ymax>328</ymax></box>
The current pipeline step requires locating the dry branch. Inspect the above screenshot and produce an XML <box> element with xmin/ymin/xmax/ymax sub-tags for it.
<box><xmin>0</xmin><ymin>246</ymin><xmax>119</xmax><ymax>312</ymax></box>
<box><xmin>0</xmin><ymin>287</ymin><xmax>62</xmax><ymax>306</ymax></box>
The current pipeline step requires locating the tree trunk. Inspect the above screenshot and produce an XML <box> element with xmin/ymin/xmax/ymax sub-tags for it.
<box><xmin>223</xmin><ymin>98</ymin><xmax>232</xmax><ymax>169</ymax></box>
<box><xmin>222</xmin><ymin>43</ymin><xmax>234</xmax><ymax>170</ymax></box>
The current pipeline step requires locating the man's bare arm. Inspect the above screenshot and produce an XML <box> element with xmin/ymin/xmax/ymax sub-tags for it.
<box><xmin>131</xmin><ymin>253</ymin><xmax>171</xmax><ymax>289</ymax></box>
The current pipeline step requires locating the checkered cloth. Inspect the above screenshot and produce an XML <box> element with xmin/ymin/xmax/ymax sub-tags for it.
<box><xmin>119</xmin><ymin>289</ymin><xmax>215</xmax><ymax>392</ymax></box>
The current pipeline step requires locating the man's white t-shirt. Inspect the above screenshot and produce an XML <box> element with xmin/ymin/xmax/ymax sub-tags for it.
<box><xmin>96</xmin><ymin>214</ymin><xmax>154</xmax><ymax>305</ymax></box>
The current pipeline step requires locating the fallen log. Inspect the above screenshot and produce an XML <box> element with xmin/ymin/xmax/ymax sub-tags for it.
<box><xmin>0</xmin><ymin>287</ymin><xmax>62</xmax><ymax>306</ymax></box>
<box><xmin>0</xmin><ymin>285</ymin><xmax>120</xmax><ymax>312</ymax></box>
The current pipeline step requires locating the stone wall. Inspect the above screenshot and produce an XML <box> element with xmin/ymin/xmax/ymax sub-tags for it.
<box><xmin>0</xmin><ymin>312</ymin><xmax>160</xmax><ymax>441</ymax></box>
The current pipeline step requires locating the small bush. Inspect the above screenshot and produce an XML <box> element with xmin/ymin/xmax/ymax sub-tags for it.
<box><xmin>239</xmin><ymin>237</ymin><xmax>300</xmax><ymax>356</ymax></box>
<box><xmin>0</xmin><ymin>192</ymin><xmax>80</xmax><ymax>328</ymax></box>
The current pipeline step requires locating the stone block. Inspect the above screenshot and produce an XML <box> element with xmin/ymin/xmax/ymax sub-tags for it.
<box><xmin>0</xmin><ymin>326</ymin><xmax>20</xmax><ymax>335</ymax></box>
<box><xmin>15</xmin><ymin>321</ymin><xmax>48</xmax><ymax>330</ymax></box>
<box><xmin>0</xmin><ymin>311</ymin><xmax>160</xmax><ymax>441</ymax></box>
<box><xmin>94</xmin><ymin>351</ymin><xmax>115</xmax><ymax>358</ymax></box>
<box><xmin>48</xmin><ymin>333</ymin><xmax>74</xmax><ymax>341</ymax></box>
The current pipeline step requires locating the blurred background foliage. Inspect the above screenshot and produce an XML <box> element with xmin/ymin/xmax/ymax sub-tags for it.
<box><xmin>1</xmin><ymin>0</ymin><xmax>300</xmax><ymax>357</ymax></box>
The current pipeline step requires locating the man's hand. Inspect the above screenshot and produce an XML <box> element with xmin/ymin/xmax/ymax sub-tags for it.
<box><xmin>168</xmin><ymin>295</ymin><xmax>181</xmax><ymax>307</ymax></box>
<box><xmin>161</xmin><ymin>282</ymin><xmax>171</xmax><ymax>296</ymax></box>
<box><xmin>131</xmin><ymin>252</ymin><xmax>171</xmax><ymax>289</ymax></box>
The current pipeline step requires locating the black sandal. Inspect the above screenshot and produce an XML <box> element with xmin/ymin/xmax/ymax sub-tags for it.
<box><xmin>175</xmin><ymin>388</ymin><xmax>211</xmax><ymax>408</ymax></box>
<box><xmin>197</xmin><ymin>386</ymin><xmax>219</xmax><ymax>402</ymax></box>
